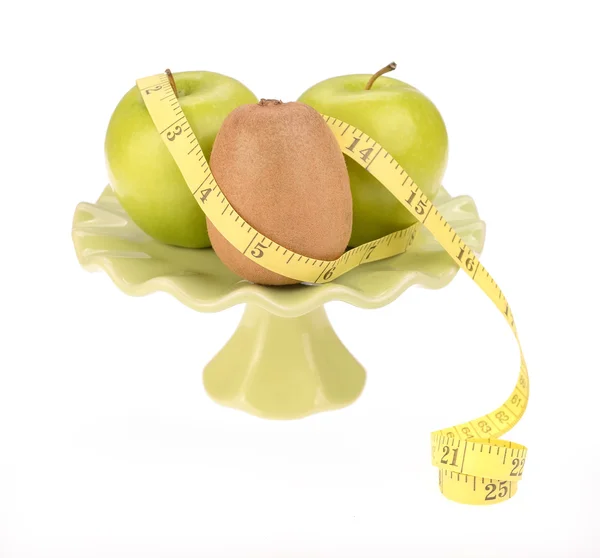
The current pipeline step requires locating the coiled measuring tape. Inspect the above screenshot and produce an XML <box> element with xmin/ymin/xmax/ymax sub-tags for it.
<box><xmin>137</xmin><ymin>72</ymin><xmax>529</xmax><ymax>505</ymax></box>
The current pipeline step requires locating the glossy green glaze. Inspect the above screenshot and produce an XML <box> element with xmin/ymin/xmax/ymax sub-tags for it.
<box><xmin>72</xmin><ymin>186</ymin><xmax>484</xmax><ymax>418</ymax></box>
<box><xmin>298</xmin><ymin>74</ymin><xmax>448</xmax><ymax>247</ymax></box>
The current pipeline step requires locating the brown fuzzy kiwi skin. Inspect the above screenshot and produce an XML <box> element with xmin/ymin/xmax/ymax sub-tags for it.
<box><xmin>207</xmin><ymin>100</ymin><xmax>352</xmax><ymax>286</ymax></box>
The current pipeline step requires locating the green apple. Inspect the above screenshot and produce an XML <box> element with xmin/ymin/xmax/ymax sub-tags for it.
<box><xmin>105</xmin><ymin>71</ymin><xmax>258</xmax><ymax>248</ymax></box>
<box><xmin>298</xmin><ymin>64</ymin><xmax>448</xmax><ymax>247</ymax></box>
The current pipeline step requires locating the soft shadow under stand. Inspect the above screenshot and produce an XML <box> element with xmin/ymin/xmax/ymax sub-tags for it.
<box><xmin>72</xmin><ymin>186</ymin><xmax>485</xmax><ymax>419</ymax></box>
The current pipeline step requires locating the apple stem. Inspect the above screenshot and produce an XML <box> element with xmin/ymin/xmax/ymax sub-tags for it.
<box><xmin>365</xmin><ymin>62</ymin><xmax>397</xmax><ymax>90</ymax></box>
<box><xmin>165</xmin><ymin>68</ymin><xmax>178</xmax><ymax>98</ymax></box>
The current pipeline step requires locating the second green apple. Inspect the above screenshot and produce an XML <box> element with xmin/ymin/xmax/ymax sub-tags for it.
<box><xmin>298</xmin><ymin>64</ymin><xmax>448</xmax><ymax>247</ymax></box>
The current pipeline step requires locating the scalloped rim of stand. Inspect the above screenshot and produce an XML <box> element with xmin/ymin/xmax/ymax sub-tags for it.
<box><xmin>72</xmin><ymin>186</ymin><xmax>485</xmax><ymax>317</ymax></box>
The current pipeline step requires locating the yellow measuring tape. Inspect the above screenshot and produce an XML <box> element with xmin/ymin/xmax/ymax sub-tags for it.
<box><xmin>137</xmin><ymin>72</ymin><xmax>529</xmax><ymax>505</ymax></box>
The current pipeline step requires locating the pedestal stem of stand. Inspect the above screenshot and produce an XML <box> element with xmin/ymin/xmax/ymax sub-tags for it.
<box><xmin>203</xmin><ymin>304</ymin><xmax>366</xmax><ymax>419</ymax></box>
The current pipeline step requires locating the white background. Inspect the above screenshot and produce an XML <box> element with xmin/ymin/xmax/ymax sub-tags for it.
<box><xmin>1</xmin><ymin>1</ymin><xmax>599</xmax><ymax>556</ymax></box>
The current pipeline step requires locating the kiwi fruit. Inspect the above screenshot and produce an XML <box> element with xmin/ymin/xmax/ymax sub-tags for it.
<box><xmin>207</xmin><ymin>99</ymin><xmax>352</xmax><ymax>285</ymax></box>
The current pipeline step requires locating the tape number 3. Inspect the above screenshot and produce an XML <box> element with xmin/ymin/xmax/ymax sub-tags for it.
<box><xmin>166</xmin><ymin>126</ymin><xmax>182</xmax><ymax>141</ymax></box>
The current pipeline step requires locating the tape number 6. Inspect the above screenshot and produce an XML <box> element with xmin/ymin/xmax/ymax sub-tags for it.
<box><xmin>323</xmin><ymin>266</ymin><xmax>336</xmax><ymax>281</ymax></box>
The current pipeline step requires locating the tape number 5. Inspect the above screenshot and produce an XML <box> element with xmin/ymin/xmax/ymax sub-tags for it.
<box><xmin>251</xmin><ymin>242</ymin><xmax>269</xmax><ymax>259</ymax></box>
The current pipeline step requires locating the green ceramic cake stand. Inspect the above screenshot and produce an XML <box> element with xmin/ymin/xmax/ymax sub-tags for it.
<box><xmin>72</xmin><ymin>186</ymin><xmax>484</xmax><ymax>419</ymax></box>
